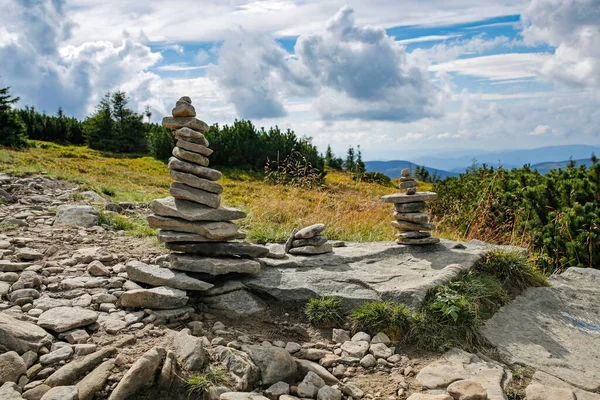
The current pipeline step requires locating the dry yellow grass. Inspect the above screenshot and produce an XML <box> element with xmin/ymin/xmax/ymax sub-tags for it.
<box><xmin>0</xmin><ymin>141</ymin><xmax>434</xmax><ymax>243</ymax></box>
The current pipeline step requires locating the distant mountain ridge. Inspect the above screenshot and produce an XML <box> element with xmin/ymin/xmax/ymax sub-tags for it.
<box><xmin>364</xmin><ymin>160</ymin><xmax>458</xmax><ymax>179</ymax></box>
<box><xmin>365</xmin><ymin>145</ymin><xmax>599</xmax><ymax>179</ymax></box>
<box><xmin>531</xmin><ymin>158</ymin><xmax>595</xmax><ymax>174</ymax></box>
<box><xmin>410</xmin><ymin>145</ymin><xmax>600</xmax><ymax>172</ymax></box>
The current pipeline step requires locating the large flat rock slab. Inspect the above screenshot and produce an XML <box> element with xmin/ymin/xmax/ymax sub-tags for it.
<box><xmin>246</xmin><ymin>240</ymin><xmax>502</xmax><ymax>308</ymax></box>
<box><xmin>37</xmin><ymin>307</ymin><xmax>98</xmax><ymax>333</ymax></box>
<box><xmin>483</xmin><ymin>267</ymin><xmax>600</xmax><ymax>392</ymax></box>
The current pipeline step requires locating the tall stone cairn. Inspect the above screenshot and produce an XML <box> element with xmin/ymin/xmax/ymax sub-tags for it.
<box><xmin>122</xmin><ymin>97</ymin><xmax>268</xmax><ymax>310</ymax></box>
<box><xmin>380</xmin><ymin>168</ymin><xmax>440</xmax><ymax>245</ymax></box>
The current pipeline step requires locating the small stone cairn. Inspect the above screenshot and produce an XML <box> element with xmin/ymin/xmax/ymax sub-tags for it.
<box><xmin>122</xmin><ymin>96</ymin><xmax>268</xmax><ymax>310</ymax></box>
<box><xmin>380</xmin><ymin>168</ymin><xmax>440</xmax><ymax>245</ymax></box>
<box><xmin>285</xmin><ymin>223</ymin><xmax>333</xmax><ymax>255</ymax></box>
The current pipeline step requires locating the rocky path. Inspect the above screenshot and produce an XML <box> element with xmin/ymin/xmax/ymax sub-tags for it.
<box><xmin>1</xmin><ymin>173</ymin><xmax>598</xmax><ymax>400</ymax></box>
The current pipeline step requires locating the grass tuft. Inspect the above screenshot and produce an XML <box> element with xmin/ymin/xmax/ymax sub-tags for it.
<box><xmin>305</xmin><ymin>296</ymin><xmax>344</xmax><ymax>326</ymax></box>
<box><xmin>475</xmin><ymin>250</ymin><xmax>547</xmax><ymax>291</ymax></box>
<box><xmin>186</xmin><ymin>368</ymin><xmax>229</xmax><ymax>399</ymax></box>
<box><xmin>98</xmin><ymin>210</ymin><xmax>157</xmax><ymax>237</ymax></box>
<box><xmin>350</xmin><ymin>301</ymin><xmax>411</xmax><ymax>340</ymax></box>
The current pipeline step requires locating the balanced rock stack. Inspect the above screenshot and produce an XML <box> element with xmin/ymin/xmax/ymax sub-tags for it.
<box><xmin>122</xmin><ymin>96</ymin><xmax>268</xmax><ymax>310</ymax></box>
<box><xmin>380</xmin><ymin>168</ymin><xmax>440</xmax><ymax>245</ymax></box>
<box><xmin>285</xmin><ymin>223</ymin><xmax>333</xmax><ymax>255</ymax></box>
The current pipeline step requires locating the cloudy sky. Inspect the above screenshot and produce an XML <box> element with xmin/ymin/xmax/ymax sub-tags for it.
<box><xmin>1</xmin><ymin>0</ymin><xmax>599</xmax><ymax>160</ymax></box>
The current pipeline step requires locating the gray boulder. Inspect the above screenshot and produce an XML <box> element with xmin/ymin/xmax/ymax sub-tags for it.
<box><xmin>108</xmin><ymin>347</ymin><xmax>165</xmax><ymax>400</ymax></box>
<box><xmin>77</xmin><ymin>360</ymin><xmax>114</xmax><ymax>400</ymax></box>
<box><xmin>54</xmin><ymin>205</ymin><xmax>98</xmax><ymax>228</ymax></box>
<box><xmin>40</xmin><ymin>386</ymin><xmax>78</xmax><ymax>400</ymax></box>
<box><xmin>0</xmin><ymin>382</ymin><xmax>25</xmax><ymax>400</ymax></box>
<box><xmin>317</xmin><ymin>386</ymin><xmax>342</xmax><ymax>400</ymax></box>
<box><xmin>265</xmin><ymin>382</ymin><xmax>289</xmax><ymax>400</ymax></box>
<box><xmin>214</xmin><ymin>346</ymin><xmax>260</xmax><ymax>391</ymax></box>
<box><xmin>294</xmin><ymin>359</ymin><xmax>339</xmax><ymax>386</ymax></box>
<box><xmin>118</xmin><ymin>286</ymin><xmax>188</xmax><ymax>309</ymax></box>
<box><xmin>0</xmin><ymin>313</ymin><xmax>53</xmax><ymax>353</ymax></box>
<box><xmin>37</xmin><ymin>307</ymin><xmax>98</xmax><ymax>333</ymax></box>
<box><xmin>242</xmin><ymin>345</ymin><xmax>298</xmax><ymax>386</ymax></box>
<box><xmin>0</xmin><ymin>351</ymin><xmax>26</xmax><ymax>384</ymax></box>
<box><xmin>173</xmin><ymin>329</ymin><xmax>206</xmax><ymax>371</ymax></box>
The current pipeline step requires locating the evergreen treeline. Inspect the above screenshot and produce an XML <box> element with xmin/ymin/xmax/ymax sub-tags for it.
<box><xmin>205</xmin><ymin>120</ymin><xmax>324</xmax><ymax>174</ymax></box>
<box><xmin>17</xmin><ymin>106</ymin><xmax>85</xmax><ymax>145</ymax></box>
<box><xmin>0</xmin><ymin>86</ymin><xmax>324</xmax><ymax>175</ymax></box>
<box><xmin>431</xmin><ymin>159</ymin><xmax>600</xmax><ymax>273</ymax></box>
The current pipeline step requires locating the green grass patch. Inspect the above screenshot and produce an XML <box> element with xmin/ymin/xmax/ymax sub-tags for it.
<box><xmin>98</xmin><ymin>210</ymin><xmax>157</xmax><ymax>237</ymax></box>
<box><xmin>405</xmin><ymin>250</ymin><xmax>547</xmax><ymax>352</ymax></box>
<box><xmin>475</xmin><ymin>250</ymin><xmax>547</xmax><ymax>291</ymax></box>
<box><xmin>350</xmin><ymin>301</ymin><xmax>411</xmax><ymax>340</ymax></box>
<box><xmin>305</xmin><ymin>296</ymin><xmax>344</xmax><ymax>326</ymax></box>
<box><xmin>186</xmin><ymin>368</ymin><xmax>229</xmax><ymax>399</ymax></box>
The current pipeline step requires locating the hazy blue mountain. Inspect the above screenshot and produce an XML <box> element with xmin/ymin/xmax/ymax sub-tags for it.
<box><xmin>364</xmin><ymin>160</ymin><xmax>458</xmax><ymax>179</ymax></box>
<box><xmin>410</xmin><ymin>145</ymin><xmax>600</xmax><ymax>171</ymax></box>
<box><xmin>531</xmin><ymin>158</ymin><xmax>595</xmax><ymax>174</ymax></box>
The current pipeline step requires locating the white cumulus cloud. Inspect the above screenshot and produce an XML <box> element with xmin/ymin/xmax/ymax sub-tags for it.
<box><xmin>521</xmin><ymin>0</ymin><xmax>600</xmax><ymax>87</ymax></box>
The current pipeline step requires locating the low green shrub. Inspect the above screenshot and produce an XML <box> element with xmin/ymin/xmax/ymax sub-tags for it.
<box><xmin>352</xmin><ymin>171</ymin><xmax>392</xmax><ymax>186</ymax></box>
<box><xmin>475</xmin><ymin>250</ymin><xmax>546</xmax><ymax>291</ymax></box>
<box><xmin>186</xmin><ymin>368</ymin><xmax>229</xmax><ymax>399</ymax></box>
<box><xmin>350</xmin><ymin>301</ymin><xmax>411</xmax><ymax>340</ymax></box>
<box><xmin>305</xmin><ymin>296</ymin><xmax>344</xmax><ymax>326</ymax></box>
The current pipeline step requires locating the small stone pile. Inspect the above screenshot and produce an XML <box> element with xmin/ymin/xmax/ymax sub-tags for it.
<box><xmin>284</xmin><ymin>224</ymin><xmax>333</xmax><ymax>255</ymax></box>
<box><xmin>124</xmin><ymin>96</ymin><xmax>268</xmax><ymax>310</ymax></box>
<box><xmin>381</xmin><ymin>168</ymin><xmax>440</xmax><ymax>245</ymax></box>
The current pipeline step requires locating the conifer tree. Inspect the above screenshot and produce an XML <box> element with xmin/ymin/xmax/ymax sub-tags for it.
<box><xmin>84</xmin><ymin>91</ymin><xmax>147</xmax><ymax>153</ymax></box>
<box><xmin>345</xmin><ymin>146</ymin><xmax>355</xmax><ymax>172</ymax></box>
<box><xmin>325</xmin><ymin>145</ymin><xmax>334</xmax><ymax>167</ymax></box>
<box><xmin>355</xmin><ymin>145</ymin><xmax>366</xmax><ymax>174</ymax></box>
<box><xmin>0</xmin><ymin>85</ymin><xmax>27</xmax><ymax>148</ymax></box>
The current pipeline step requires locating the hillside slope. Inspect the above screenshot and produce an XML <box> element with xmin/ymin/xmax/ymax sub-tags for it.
<box><xmin>0</xmin><ymin>142</ymin><xmax>434</xmax><ymax>243</ymax></box>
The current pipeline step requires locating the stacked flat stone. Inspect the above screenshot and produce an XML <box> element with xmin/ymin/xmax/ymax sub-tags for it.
<box><xmin>380</xmin><ymin>168</ymin><xmax>440</xmax><ymax>245</ymax></box>
<box><xmin>124</xmin><ymin>97</ymin><xmax>268</xmax><ymax>310</ymax></box>
<box><xmin>284</xmin><ymin>223</ymin><xmax>333</xmax><ymax>255</ymax></box>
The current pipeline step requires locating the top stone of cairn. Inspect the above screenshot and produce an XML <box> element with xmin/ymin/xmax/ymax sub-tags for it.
<box><xmin>163</xmin><ymin>96</ymin><xmax>208</xmax><ymax>133</ymax></box>
<box><xmin>172</xmin><ymin>96</ymin><xmax>196</xmax><ymax>118</ymax></box>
